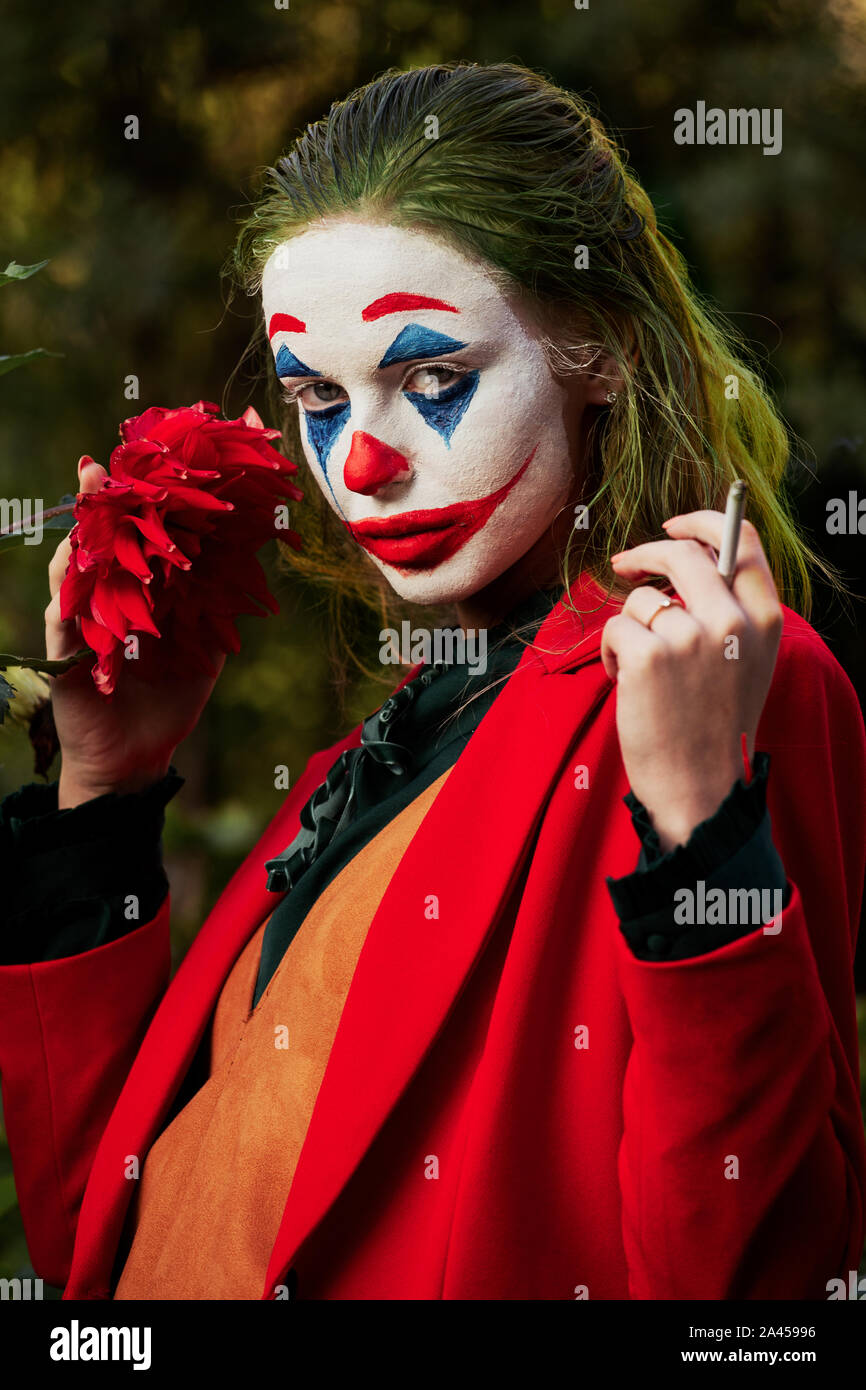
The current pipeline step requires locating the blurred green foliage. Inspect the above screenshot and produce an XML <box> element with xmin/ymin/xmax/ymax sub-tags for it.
<box><xmin>1</xmin><ymin>0</ymin><xmax>865</xmax><ymax>1286</ymax></box>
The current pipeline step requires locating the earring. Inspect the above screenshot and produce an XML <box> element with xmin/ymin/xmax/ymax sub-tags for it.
<box><xmin>605</xmin><ymin>390</ymin><xmax>618</xmax><ymax>404</ymax></box>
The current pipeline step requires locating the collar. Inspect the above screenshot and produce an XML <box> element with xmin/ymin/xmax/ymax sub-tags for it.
<box><xmin>528</xmin><ymin>571</ymin><xmax>618</xmax><ymax>676</ymax></box>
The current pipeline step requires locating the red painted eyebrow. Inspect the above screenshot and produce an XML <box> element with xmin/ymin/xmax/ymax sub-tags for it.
<box><xmin>268</xmin><ymin>313</ymin><xmax>306</xmax><ymax>339</ymax></box>
<box><xmin>361</xmin><ymin>293</ymin><xmax>459</xmax><ymax>322</ymax></box>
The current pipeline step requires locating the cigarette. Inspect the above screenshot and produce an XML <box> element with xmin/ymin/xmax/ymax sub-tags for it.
<box><xmin>717</xmin><ymin>479</ymin><xmax>748</xmax><ymax>587</ymax></box>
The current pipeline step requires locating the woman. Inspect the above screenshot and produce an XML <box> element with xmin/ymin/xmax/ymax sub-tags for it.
<box><xmin>0</xmin><ymin>62</ymin><xmax>863</xmax><ymax>1301</ymax></box>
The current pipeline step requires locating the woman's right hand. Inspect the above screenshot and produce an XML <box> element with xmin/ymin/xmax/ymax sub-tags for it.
<box><xmin>46</xmin><ymin>457</ymin><xmax>227</xmax><ymax>808</ymax></box>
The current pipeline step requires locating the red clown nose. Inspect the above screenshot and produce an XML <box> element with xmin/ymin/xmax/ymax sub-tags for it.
<box><xmin>343</xmin><ymin>430</ymin><xmax>412</xmax><ymax>495</ymax></box>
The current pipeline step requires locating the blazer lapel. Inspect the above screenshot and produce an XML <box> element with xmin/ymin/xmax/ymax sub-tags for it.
<box><xmin>264</xmin><ymin>583</ymin><xmax>616</xmax><ymax>1292</ymax></box>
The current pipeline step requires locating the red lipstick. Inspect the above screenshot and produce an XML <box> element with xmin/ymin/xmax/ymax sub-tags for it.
<box><xmin>344</xmin><ymin>447</ymin><xmax>537</xmax><ymax>572</ymax></box>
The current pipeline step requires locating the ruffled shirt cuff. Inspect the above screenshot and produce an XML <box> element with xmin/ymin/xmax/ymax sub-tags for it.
<box><xmin>0</xmin><ymin>766</ymin><xmax>185</xmax><ymax>963</ymax></box>
<box><xmin>606</xmin><ymin>751</ymin><xmax>790</xmax><ymax>961</ymax></box>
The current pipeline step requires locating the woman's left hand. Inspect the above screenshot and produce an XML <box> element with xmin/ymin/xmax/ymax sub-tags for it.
<box><xmin>600</xmin><ymin>510</ymin><xmax>784</xmax><ymax>853</ymax></box>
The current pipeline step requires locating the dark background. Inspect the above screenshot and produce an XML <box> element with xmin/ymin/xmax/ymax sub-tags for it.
<box><xmin>1</xmin><ymin>0</ymin><xmax>864</xmax><ymax>1279</ymax></box>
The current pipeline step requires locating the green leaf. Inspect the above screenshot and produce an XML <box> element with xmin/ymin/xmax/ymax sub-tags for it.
<box><xmin>0</xmin><ymin>671</ymin><xmax>15</xmax><ymax>725</ymax></box>
<box><xmin>0</xmin><ymin>649</ymin><xmax>90</xmax><ymax>675</ymax></box>
<box><xmin>40</xmin><ymin>494</ymin><xmax>79</xmax><ymax>528</ymax></box>
<box><xmin>0</xmin><ymin>348</ymin><xmax>63</xmax><ymax>378</ymax></box>
<box><xmin>0</xmin><ymin>653</ymin><xmax>89</xmax><ymax>734</ymax></box>
<box><xmin>0</xmin><ymin>259</ymin><xmax>49</xmax><ymax>287</ymax></box>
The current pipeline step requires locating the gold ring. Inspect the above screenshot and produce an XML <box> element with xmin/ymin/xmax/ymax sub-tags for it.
<box><xmin>646</xmin><ymin>596</ymin><xmax>682</xmax><ymax>630</ymax></box>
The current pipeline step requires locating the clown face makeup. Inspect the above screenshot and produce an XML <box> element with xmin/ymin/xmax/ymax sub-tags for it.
<box><xmin>261</xmin><ymin>221</ymin><xmax>575</xmax><ymax>605</ymax></box>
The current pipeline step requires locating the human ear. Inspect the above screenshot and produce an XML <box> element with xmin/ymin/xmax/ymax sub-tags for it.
<box><xmin>581</xmin><ymin>350</ymin><xmax>626</xmax><ymax>405</ymax></box>
<box><xmin>581</xmin><ymin>322</ymin><xmax>640</xmax><ymax>405</ymax></box>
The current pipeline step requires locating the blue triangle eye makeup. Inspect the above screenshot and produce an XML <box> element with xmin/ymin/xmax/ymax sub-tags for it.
<box><xmin>404</xmin><ymin>371</ymin><xmax>479</xmax><ymax>446</ymax></box>
<box><xmin>304</xmin><ymin>400</ymin><xmax>350</xmax><ymax>509</ymax></box>
<box><xmin>377</xmin><ymin>324</ymin><xmax>467</xmax><ymax>369</ymax></box>
<box><xmin>275</xmin><ymin>344</ymin><xmax>321</xmax><ymax>378</ymax></box>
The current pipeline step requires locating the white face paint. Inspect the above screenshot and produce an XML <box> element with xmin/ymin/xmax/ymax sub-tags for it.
<box><xmin>260</xmin><ymin>221</ymin><xmax>575</xmax><ymax>605</ymax></box>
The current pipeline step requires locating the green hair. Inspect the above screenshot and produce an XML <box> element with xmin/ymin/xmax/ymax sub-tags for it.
<box><xmin>228</xmin><ymin>60</ymin><xmax>833</xmax><ymax>646</ymax></box>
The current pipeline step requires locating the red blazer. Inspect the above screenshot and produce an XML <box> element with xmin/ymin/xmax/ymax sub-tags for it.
<box><xmin>1</xmin><ymin>576</ymin><xmax>864</xmax><ymax>1300</ymax></box>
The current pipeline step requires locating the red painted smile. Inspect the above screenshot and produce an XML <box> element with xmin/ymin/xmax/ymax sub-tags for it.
<box><xmin>344</xmin><ymin>447</ymin><xmax>537</xmax><ymax>572</ymax></box>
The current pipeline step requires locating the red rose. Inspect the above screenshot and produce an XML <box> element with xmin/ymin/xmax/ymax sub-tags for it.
<box><xmin>60</xmin><ymin>400</ymin><xmax>303</xmax><ymax>696</ymax></box>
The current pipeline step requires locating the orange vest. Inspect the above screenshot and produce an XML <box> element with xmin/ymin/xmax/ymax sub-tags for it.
<box><xmin>115</xmin><ymin>769</ymin><xmax>451</xmax><ymax>1299</ymax></box>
